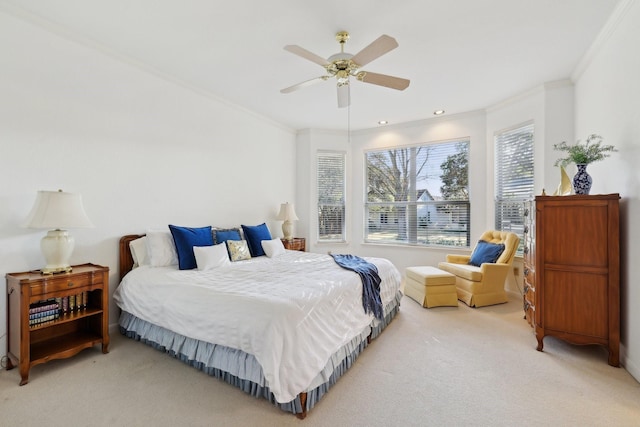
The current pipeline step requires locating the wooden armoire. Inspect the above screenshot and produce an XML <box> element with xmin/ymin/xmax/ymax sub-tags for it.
<box><xmin>523</xmin><ymin>193</ymin><xmax>620</xmax><ymax>366</ymax></box>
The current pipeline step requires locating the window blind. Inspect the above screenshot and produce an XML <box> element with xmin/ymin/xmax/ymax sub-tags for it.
<box><xmin>494</xmin><ymin>122</ymin><xmax>534</xmax><ymax>250</ymax></box>
<box><xmin>317</xmin><ymin>151</ymin><xmax>346</xmax><ymax>242</ymax></box>
<box><xmin>365</xmin><ymin>140</ymin><xmax>470</xmax><ymax>247</ymax></box>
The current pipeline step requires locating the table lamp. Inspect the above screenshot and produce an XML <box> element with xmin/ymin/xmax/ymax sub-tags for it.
<box><xmin>276</xmin><ymin>202</ymin><xmax>298</xmax><ymax>241</ymax></box>
<box><xmin>23</xmin><ymin>189</ymin><xmax>94</xmax><ymax>274</ymax></box>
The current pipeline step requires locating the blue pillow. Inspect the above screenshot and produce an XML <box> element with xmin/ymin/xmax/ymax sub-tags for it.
<box><xmin>241</xmin><ymin>223</ymin><xmax>272</xmax><ymax>257</ymax></box>
<box><xmin>169</xmin><ymin>225</ymin><xmax>214</xmax><ymax>270</ymax></box>
<box><xmin>212</xmin><ymin>228</ymin><xmax>242</xmax><ymax>245</ymax></box>
<box><xmin>468</xmin><ymin>240</ymin><xmax>505</xmax><ymax>267</ymax></box>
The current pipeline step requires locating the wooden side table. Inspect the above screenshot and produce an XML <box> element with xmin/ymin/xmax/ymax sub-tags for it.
<box><xmin>6</xmin><ymin>263</ymin><xmax>110</xmax><ymax>385</ymax></box>
<box><xmin>281</xmin><ymin>237</ymin><xmax>306</xmax><ymax>252</ymax></box>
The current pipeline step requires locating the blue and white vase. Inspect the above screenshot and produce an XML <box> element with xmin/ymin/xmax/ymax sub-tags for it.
<box><xmin>573</xmin><ymin>164</ymin><xmax>592</xmax><ymax>195</ymax></box>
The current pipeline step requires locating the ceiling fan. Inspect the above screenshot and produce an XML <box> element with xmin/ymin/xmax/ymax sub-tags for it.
<box><xmin>281</xmin><ymin>31</ymin><xmax>410</xmax><ymax>108</ymax></box>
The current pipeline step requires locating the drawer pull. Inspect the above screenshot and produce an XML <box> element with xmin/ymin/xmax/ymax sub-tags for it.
<box><xmin>67</xmin><ymin>282</ymin><xmax>74</xmax><ymax>287</ymax></box>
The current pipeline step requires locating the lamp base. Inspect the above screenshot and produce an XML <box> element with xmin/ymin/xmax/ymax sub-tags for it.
<box><xmin>282</xmin><ymin>220</ymin><xmax>294</xmax><ymax>241</ymax></box>
<box><xmin>40</xmin><ymin>229</ymin><xmax>74</xmax><ymax>275</ymax></box>
<box><xmin>41</xmin><ymin>265</ymin><xmax>73</xmax><ymax>275</ymax></box>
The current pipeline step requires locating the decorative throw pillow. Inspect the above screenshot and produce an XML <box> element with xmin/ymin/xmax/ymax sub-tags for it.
<box><xmin>468</xmin><ymin>240</ymin><xmax>506</xmax><ymax>267</ymax></box>
<box><xmin>129</xmin><ymin>236</ymin><xmax>148</xmax><ymax>268</ymax></box>
<box><xmin>226</xmin><ymin>239</ymin><xmax>251</xmax><ymax>262</ymax></box>
<box><xmin>194</xmin><ymin>243</ymin><xmax>230</xmax><ymax>270</ymax></box>
<box><xmin>145</xmin><ymin>230</ymin><xmax>179</xmax><ymax>267</ymax></box>
<box><xmin>241</xmin><ymin>223</ymin><xmax>272</xmax><ymax>257</ymax></box>
<box><xmin>261</xmin><ymin>238</ymin><xmax>286</xmax><ymax>258</ymax></box>
<box><xmin>169</xmin><ymin>225</ymin><xmax>214</xmax><ymax>270</ymax></box>
<box><xmin>212</xmin><ymin>228</ymin><xmax>242</xmax><ymax>245</ymax></box>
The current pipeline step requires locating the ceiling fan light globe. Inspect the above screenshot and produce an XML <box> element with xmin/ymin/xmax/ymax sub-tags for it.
<box><xmin>328</xmin><ymin>52</ymin><xmax>353</xmax><ymax>62</ymax></box>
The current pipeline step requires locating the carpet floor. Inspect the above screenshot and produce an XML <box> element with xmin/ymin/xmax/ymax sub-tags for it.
<box><xmin>1</xmin><ymin>293</ymin><xmax>639</xmax><ymax>426</ymax></box>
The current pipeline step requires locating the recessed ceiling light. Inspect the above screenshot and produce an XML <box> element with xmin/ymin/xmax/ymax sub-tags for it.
<box><xmin>433</xmin><ymin>110</ymin><xmax>445</xmax><ymax>116</ymax></box>
<box><xmin>378</xmin><ymin>120</ymin><xmax>388</xmax><ymax>125</ymax></box>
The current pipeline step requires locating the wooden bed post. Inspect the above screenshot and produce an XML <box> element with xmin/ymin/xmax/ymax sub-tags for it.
<box><xmin>296</xmin><ymin>392</ymin><xmax>308</xmax><ymax>420</ymax></box>
<box><xmin>119</xmin><ymin>234</ymin><xmax>145</xmax><ymax>280</ymax></box>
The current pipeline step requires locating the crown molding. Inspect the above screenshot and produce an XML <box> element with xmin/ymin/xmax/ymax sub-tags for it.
<box><xmin>571</xmin><ymin>0</ymin><xmax>637</xmax><ymax>81</ymax></box>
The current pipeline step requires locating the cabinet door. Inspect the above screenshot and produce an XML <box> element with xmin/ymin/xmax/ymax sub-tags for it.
<box><xmin>543</xmin><ymin>270</ymin><xmax>608</xmax><ymax>338</ymax></box>
<box><xmin>539</xmin><ymin>200</ymin><xmax>612</xmax><ymax>340</ymax></box>
<box><xmin>542</xmin><ymin>204</ymin><xmax>609</xmax><ymax>268</ymax></box>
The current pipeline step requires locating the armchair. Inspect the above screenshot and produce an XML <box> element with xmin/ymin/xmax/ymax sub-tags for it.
<box><xmin>438</xmin><ymin>230</ymin><xmax>519</xmax><ymax>307</ymax></box>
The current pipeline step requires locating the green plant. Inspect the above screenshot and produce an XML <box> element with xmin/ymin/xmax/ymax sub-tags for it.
<box><xmin>553</xmin><ymin>134</ymin><xmax>617</xmax><ymax>167</ymax></box>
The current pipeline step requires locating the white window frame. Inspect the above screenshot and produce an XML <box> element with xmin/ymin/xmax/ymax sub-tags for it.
<box><xmin>317</xmin><ymin>150</ymin><xmax>346</xmax><ymax>243</ymax></box>
<box><xmin>364</xmin><ymin>139</ymin><xmax>470</xmax><ymax>248</ymax></box>
<box><xmin>494</xmin><ymin>121</ymin><xmax>534</xmax><ymax>254</ymax></box>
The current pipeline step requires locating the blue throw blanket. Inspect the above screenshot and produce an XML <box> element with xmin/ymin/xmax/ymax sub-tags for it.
<box><xmin>330</xmin><ymin>253</ymin><xmax>384</xmax><ymax>320</ymax></box>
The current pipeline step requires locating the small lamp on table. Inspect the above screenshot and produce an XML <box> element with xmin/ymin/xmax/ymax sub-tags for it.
<box><xmin>276</xmin><ymin>202</ymin><xmax>298</xmax><ymax>241</ymax></box>
<box><xmin>23</xmin><ymin>189</ymin><xmax>94</xmax><ymax>274</ymax></box>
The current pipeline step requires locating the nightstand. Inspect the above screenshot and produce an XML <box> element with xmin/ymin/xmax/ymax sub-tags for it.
<box><xmin>5</xmin><ymin>263</ymin><xmax>110</xmax><ymax>385</ymax></box>
<box><xmin>281</xmin><ymin>237</ymin><xmax>306</xmax><ymax>252</ymax></box>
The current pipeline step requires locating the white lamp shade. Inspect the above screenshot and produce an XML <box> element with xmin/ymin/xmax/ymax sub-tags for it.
<box><xmin>276</xmin><ymin>203</ymin><xmax>299</xmax><ymax>221</ymax></box>
<box><xmin>23</xmin><ymin>190</ymin><xmax>94</xmax><ymax>229</ymax></box>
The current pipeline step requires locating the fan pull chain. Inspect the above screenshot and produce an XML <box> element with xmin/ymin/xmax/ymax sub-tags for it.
<box><xmin>347</xmin><ymin>103</ymin><xmax>351</xmax><ymax>144</ymax></box>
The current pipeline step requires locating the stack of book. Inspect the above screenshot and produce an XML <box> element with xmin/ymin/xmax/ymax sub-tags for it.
<box><xmin>59</xmin><ymin>291</ymin><xmax>89</xmax><ymax>314</ymax></box>
<box><xmin>29</xmin><ymin>291</ymin><xmax>89</xmax><ymax>327</ymax></box>
<box><xmin>60</xmin><ymin>291</ymin><xmax>88</xmax><ymax>313</ymax></box>
<box><xmin>29</xmin><ymin>298</ymin><xmax>60</xmax><ymax>326</ymax></box>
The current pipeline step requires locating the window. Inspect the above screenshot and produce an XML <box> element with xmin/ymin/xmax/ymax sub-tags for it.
<box><xmin>494</xmin><ymin>122</ymin><xmax>534</xmax><ymax>252</ymax></box>
<box><xmin>365</xmin><ymin>140</ymin><xmax>470</xmax><ymax>247</ymax></box>
<box><xmin>317</xmin><ymin>151</ymin><xmax>346</xmax><ymax>242</ymax></box>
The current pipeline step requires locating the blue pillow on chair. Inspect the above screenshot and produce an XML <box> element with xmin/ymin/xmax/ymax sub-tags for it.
<box><xmin>468</xmin><ymin>240</ymin><xmax>505</xmax><ymax>267</ymax></box>
<box><xmin>241</xmin><ymin>223</ymin><xmax>272</xmax><ymax>257</ymax></box>
<box><xmin>169</xmin><ymin>225</ymin><xmax>214</xmax><ymax>270</ymax></box>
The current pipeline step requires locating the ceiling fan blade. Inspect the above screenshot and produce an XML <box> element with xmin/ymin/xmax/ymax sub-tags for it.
<box><xmin>351</xmin><ymin>35</ymin><xmax>398</xmax><ymax>67</ymax></box>
<box><xmin>337</xmin><ymin>84</ymin><xmax>350</xmax><ymax>108</ymax></box>
<box><xmin>284</xmin><ymin>45</ymin><xmax>329</xmax><ymax>67</ymax></box>
<box><xmin>281</xmin><ymin>76</ymin><xmax>329</xmax><ymax>94</ymax></box>
<box><xmin>357</xmin><ymin>71</ymin><xmax>410</xmax><ymax>91</ymax></box>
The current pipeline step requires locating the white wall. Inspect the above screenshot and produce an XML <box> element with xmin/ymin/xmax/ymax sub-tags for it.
<box><xmin>571</xmin><ymin>0</ymin><xmax>640</xmax><ymax>381</ymax></box>
<box><xmin>0</xmin><ymin>11</ymin><xmax>296</xmax><ymax>355</ymax></box>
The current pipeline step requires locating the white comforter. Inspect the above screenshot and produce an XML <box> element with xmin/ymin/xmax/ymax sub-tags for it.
<box><xmin>113</xmin><ymin>250</ymin><xmax>401</xmax><ymax>403</ymax></box>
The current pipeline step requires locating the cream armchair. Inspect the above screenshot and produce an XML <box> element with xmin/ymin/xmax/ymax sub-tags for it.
<box><xmin>438</xmin><ymin>230</ymin><xmax>519</xmax><ymax>307</ymax></box>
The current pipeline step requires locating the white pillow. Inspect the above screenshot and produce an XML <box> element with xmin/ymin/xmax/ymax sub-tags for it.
<box><xmin>261</xmin><ymin>238</ymin><xmax>286</xmax><ymax>258</ymax></box>
<box><xmin>194</xmin><ymin>243</ymin><xmax>230</xmax><ymax>270</ymax></box>
<box><xmin>129</xmin><ymin>236</ymin><xmax>148</xmax><ymax>268</ymax></box>
<box><xmin>145</xmin><ymin>230</ymin><xmax>178</xmax><ymax>267</ymax></box>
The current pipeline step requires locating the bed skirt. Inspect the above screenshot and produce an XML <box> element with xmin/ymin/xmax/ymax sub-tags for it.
<box><xmin>118</xmin><ymin>290</ymin><xmax>402</xmax><ymax>415</ymax></box>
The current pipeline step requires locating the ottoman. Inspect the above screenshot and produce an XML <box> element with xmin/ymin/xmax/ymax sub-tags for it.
<box><xmin>405</xmin><ymin>266</ymin><xmax>458</xmax><ymax>308</ymax></box>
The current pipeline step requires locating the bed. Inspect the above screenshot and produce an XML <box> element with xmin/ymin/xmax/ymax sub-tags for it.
<box><xmin>114</xmin><ymin>233</ymin><xmax>403</xmax><ymax>419</ymax></box>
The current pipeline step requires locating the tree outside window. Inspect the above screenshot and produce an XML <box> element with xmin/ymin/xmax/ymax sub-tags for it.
<box><xmin>365</xmin><ymin>140</ymin><xmax>470</xmax><ymax>247</ymax></box>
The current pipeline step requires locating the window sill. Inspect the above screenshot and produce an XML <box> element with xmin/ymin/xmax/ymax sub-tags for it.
<box><xmin>315</xmin><ymin>240</ymin><xmax>349</xmax><ymax>245</ymax></box>
<box><xmin>361</xmin><ymin>242</ymin><xmax>470</xmax><ymax>251</ymax></box>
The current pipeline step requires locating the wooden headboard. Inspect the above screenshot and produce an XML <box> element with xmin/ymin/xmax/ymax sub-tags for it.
<box><xmin>119</xmin><ymin>234</ymin><xmax>145</xmax><ymax>280</ymax></box>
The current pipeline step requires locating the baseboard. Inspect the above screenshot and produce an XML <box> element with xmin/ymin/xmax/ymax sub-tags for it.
<box><xmin>621</xmin><ymin>344</ymin><xmax>640</xmax><ymax>384</ymax></box>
